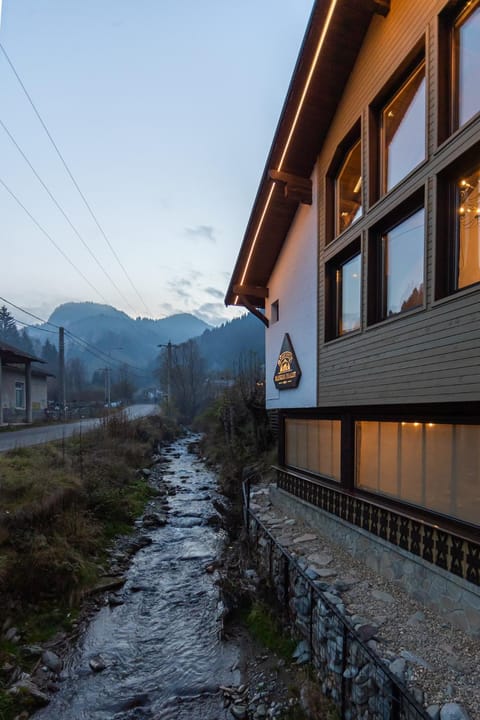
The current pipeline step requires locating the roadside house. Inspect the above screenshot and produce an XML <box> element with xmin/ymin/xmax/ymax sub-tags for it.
<box><xmin>0</xmin><ymin>341</ymin><xmax>50</xmax><ymax>423</ymax></box>
<box><xmin>226</xmin><ymin>0</ymin><xmax>480</xmax><ymax>633</ymax></box>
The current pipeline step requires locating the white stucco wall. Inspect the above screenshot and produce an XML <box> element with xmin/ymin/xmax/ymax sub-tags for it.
<box><xmin>2</xmin><ymin>367</ymin><xmax>48</xmax><ymax>411</ymax></box>
<box><xmin>265</xmin><ymin>171</ymin><xmax>318</xmax><ymax>409</ymax></box>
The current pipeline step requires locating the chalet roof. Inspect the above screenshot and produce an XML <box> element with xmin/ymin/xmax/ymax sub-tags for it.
<box><xmin>225</xmin><ymin>0</ymin><xmax>389</xmax><ymax>310</ymax></box>
<box><xmin>0</xmin><ymin>340</ymin><xmax>44</xmax><ymax>365</ymax></box>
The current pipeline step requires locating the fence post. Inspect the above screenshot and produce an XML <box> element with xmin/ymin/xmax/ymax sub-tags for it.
<box><xmin>341</xmin><ymin>623</ymin><xmax>348</xmax><ymax>720</ymax></box>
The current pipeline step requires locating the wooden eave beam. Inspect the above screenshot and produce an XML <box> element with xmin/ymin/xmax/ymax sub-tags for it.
<box><xmin>268</xmin><ymin>170</ymin><xmax>312</xmax><ymax>206</ymax></box>
<box><xmin>233</xmin><ymin>284</ymin><xmax>268</xmax><ymax>299</ymax></box>
<box><xmin>372</xmin><ymin>0</ymin><xmax>390</xmax><ymax>16</ymax></box>
<box><xmin>238</xmin><ymin>296</ymin><xmax>269</xmax><ymax>328</ymax></box>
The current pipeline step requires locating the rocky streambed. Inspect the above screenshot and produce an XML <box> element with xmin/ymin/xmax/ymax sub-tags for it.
<box><xmin>9</xmin><ymin>436</ymin><xmax>240</xmax><ymax>720</ymax></box>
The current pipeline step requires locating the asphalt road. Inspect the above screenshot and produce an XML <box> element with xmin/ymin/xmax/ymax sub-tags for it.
<box><xmin>0</xmin><ymin>404</ymin><xmax>158</xmax><ymax>453</ymax></box>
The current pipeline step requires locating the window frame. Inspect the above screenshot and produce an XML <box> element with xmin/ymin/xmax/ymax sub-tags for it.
<box><xmin>379</xmin><ymin>60</ymin><xmax>427</xmax><ymax>196</ymax></box>
<box><xmin>436</xmin><ymin>145</ymin><xmax>480</xmax><ymax>299</ymax></box>
<box><xmin>325</xmin><ymin>239</ymin><xmax>362</xmax><ymax>342</ymax></box>
<box><xmin>15</xmin><ymin>381</ymin><xmax>25</xmax><ymax>410</ymax></box>
<box><xmin>368</xmin><ymin>189</ymin><xmax>426</xmax><ymax>326</ymax></box>
<box><xmin>438</xmin><ymin>0</ymin><xmax>480</xmax><ymax>143</ymax></box>
<box><xmin>325</xmin><ymin>120</ymin><xmax>362</xmax><ymax>246</ymax></box>
<box><xmin>271</xmin><ymin>300</ymin><xmax>279</xmax><ymax>324</ymax></box>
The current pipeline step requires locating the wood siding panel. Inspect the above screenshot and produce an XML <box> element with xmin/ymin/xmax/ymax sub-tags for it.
<box><xmin>316</xmin><ymin>0</ymin><xmax>480</xmax><ymax>408</ymax></box>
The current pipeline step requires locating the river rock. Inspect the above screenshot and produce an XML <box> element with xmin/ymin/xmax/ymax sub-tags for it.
<box><xmin>230</xmin><ymin>704</ymin><xmax>247</xmax><ymax>719</ymax></box>
<box><xmin>89</xmin><ymin>655</ymin><xmax>107</xmax><ymax>672</ymax></box>
<box><xmin>8</xmin><ymin>678</ymin><xmax>49</xmax><ymax>706</ymax></box>
<box><xmin>142</xmin><ymin>512</ymin><xmax>167</xmax><ymax>528</ymax></box>
<box><xmin>42</xmin><ymin>650</ymin><xmax>62</xmax><ymax>673</ymax></box>
<box><xmin>4</xmin><ymin>627</ymin><xmax>19</xmax><ymax>642</ymax></box>
<box><xmin>440</xmin><ymin>703</ymin><xmax>471</xmax><ymax>720</ymax></box>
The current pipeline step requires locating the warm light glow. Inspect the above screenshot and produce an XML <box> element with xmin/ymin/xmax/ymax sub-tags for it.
<box><xmin>234</xmin><ymin>0</ymin><xmax>339</xmax><ymax>301</ymax></box>
<box><xmin>413</xmin><ymin>422</ymin><xmax>420</xmax><ymax>427</ymax></box>
<box><xmin>428</xmin><ymin>423</ymin><xmax>435</xmax><ymax>427</ymax></box>
<box><xmin>353</xmin><ymin>176</ymin><xmax>362</xmax><ymax>194</ymax></box>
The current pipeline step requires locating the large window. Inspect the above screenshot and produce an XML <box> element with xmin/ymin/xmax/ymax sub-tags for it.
<box><xmin>381</xmin><ymin>62</ymin><xmax>426</xmax><ymax>193</ymax></box>
<box><xmin>285</xmin><ymin>418</ymin><xmax>341</xmax><ymax>481</ymax></box>
<box><xmin>370</xmin><ymin>206</ymin><xmax>425</xmax><ymax>323</ymax></box>
<box><xmin>454</xmin><ymin>1</ymin><xmax>480</xmax><ymax>129</ymax></box>
<box><xmin>326</xmin><ymin>242</ymin><xmax>361</xmax><ymax>340</ymax></box>
<box><xmin>437</xmin><ymin>157</ymin><xmax>480</xmax><ymax>298</ymax></box>
<box><xmin>335</xmin><ymin>139</ymin><xmax>362</xmax><ymax>235</ymax></box>
<box><xmin>457</xmin><ymin>167</ymin><xmax>480</xmax><ymax>288</ymax></box>
<box><xmin>356</xmin><ymin>420</ymin><xmax>480</xmax><ymax>525</ymax></box>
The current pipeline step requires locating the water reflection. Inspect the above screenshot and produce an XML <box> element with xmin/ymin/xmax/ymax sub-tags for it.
<box><xmin>33</xmin><ymin>436</ymin><xmax>239</xmax><ymax>720</ymax></box>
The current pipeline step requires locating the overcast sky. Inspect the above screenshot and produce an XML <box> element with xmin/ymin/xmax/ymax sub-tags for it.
<box><xmin>0</xmin><ymin>0</ymin><xmax>313</xmax><ymax>326</ymax></box>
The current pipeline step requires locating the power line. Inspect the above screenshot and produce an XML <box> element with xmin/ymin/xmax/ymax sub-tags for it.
<box><xmin>0</xmin><ymin>294</ymin><xmax>153</xmax><ymax>377</ymax></box>
<box><xmin>0</xmin><ymin>42</ymin><xmax>153</xmax><ymax>318</ymax></box>
<box><xmin>0</xmin><ymin>116</ymin><xmax>138</xmax><ymax>315</ymax></box>
<box><xmin>0</xmin><ymin>176</ymin><xmax>111</xmax><ymax>304</ymax></box>
<box><xmin>0</xmin><ymin>294</ymin><xmax>59</xmax><ymax>327</ymax></box>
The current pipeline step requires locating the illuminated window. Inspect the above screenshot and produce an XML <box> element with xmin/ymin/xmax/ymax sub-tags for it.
<box><xmin>457</xmin><ymin>167</ymin><xmax>480</xmax><ymax>288</ymax></box>
<box><xmin>335</xmin><ymin>139</ymin><xmax>362</xmax><ymax>235</ymax></box>
<box><xmin>285</xmin><ymin>418</ymin><xmax>341</xmax><ymax>481</ymax></box>
<box><xmin>381</xmin><ymin>63</ymin><xmax>426</xmax><ymax>192</ymax></box>
<box><xmin>356</xmin><ymin>420</ymin><xmax>480</xmax><ymax>525</ymax></box>
<box><xmin>437</xmin><ymin>158</ymin><xmax>480</xmax><ymax>298</ymax></box>
<box><xmin>454</xmin><ymin>1</ymin><xmax>480</xmax><ymax>129</ymax></box>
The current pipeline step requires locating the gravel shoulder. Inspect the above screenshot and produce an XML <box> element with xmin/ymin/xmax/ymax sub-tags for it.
<box><xmin>249</xmin><ymin>483</ymin><xmax>480</xmax><ymax>720</ymax></box>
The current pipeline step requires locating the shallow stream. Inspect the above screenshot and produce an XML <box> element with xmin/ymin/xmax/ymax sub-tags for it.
<box><xmin>33</xmin><ymin>436</ymin><xmax>239</xmax><ymax>719</ymax></box>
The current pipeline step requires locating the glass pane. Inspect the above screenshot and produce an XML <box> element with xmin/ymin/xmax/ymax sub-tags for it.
<box><xmin>285</xmin><ymin>419</ymin><xmax>340</xmax><ymax>480</ymax></box>
<box><xmin>383</xmin><ymin>65</ymin><xmax>425</xmax><ymax>191</ymax></box>
<box><xmin>318</xmin><ymin>419</ymin><xmax>341</xmax><ymax>481</ymax></box>
<box><xmin>383</xmin><ymin>208</ymin><xmax>424</xmax><ymax>317</ymax></box>
<box><xmin>455</xmin><ymin>425</ymin><xmax>480</xmax><ymax>524</ymax></box>
<box><xmin>378</xmin><ymin>422</ymin><xmax>399</xmax><ymax>497</ymax></box>
<box><xmin>356</xmin><ymin>420</ymin><xmax>480</xmax><ymax>525</ymax></box>
<box><xmin>457</xmin><ymin>169</ymin><xmax>480</xmax><ymax>289</ymax></box>
<box><xmin>336</xmin><ymin>140</ymin><xmax>362</xmax><ymax>234</ymax></box>
<box><xmin>458</xmin><ymin>4</ymin><xmax>480</xmax><ymax>127</ymax></box>
<box><xmin>340</xmin><ymin>254</ymin><xmax>361</xmax><ymax>334</ymax></box>
<box><xmin>399</xmin><ymin>422</ymin><xmax>423</xmax><ymax>505</ymax></box>
<box><xmin>356</xmin><ymin>421</ymin><xmax>380</xmax><ymax>492</ymax></box>
<box><xmin>425</xmin><ymin>423</ymin><xmax>453</xmax><ymax>515</ymax></box>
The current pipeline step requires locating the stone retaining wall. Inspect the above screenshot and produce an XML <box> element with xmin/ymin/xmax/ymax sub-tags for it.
<box><xmin>249</xmin><ymin>515</ymin><xmax>428</xmax><ymax>720</ymax></box>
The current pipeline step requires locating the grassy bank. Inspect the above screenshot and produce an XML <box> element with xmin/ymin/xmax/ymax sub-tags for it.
<box><xmin>0</xmin><ymin>411</ymin><xmax>177</xmax><ymax>719</ymax></box>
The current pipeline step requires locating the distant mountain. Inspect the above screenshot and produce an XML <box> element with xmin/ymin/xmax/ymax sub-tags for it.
<box><xmin>196</xmin><ymin>313</ymin><xmax>265</xmax><ymax>372</ymax></box>
<box><xmin>28</xmin><ymin>302</ymin><xmax>211</xmax><ymax>376</ymax></box>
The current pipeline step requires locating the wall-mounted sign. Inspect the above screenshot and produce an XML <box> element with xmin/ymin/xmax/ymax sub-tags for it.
<box><xmin>274</xmin><ymin>333</ymin><xmax>301</xmax><ymax>390</ymax></box>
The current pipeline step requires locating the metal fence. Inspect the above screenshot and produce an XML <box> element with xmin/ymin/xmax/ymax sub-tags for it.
<box><xmin>243</xmin><ymin>479</ymin><xmax>430</xmax><ymax>720</ymax></box>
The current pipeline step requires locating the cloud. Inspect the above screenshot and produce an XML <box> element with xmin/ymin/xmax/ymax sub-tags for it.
<box><xmin>194</xmin><ymin>302</ymin><xmax>230</xmax><ymax>326</ymax></box>
<box><xmin>185</xmin><ymin>225</ymin><xmax>217</xmax><ymax>243</ymax></box>
<box><xmin>204</xmin><ymin>286</ymin><xmax>224</xmax><ymax>300</ymax></box>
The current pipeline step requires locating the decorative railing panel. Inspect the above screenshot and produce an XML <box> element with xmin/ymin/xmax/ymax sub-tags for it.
<box><xmin>276</xmin><ymin>467</ymin><xmax>480</xmax><ymax>587</ymax></box>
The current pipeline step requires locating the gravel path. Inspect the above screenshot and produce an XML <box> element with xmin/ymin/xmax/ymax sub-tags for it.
<box><xmin>250</xmin><ymin>484</ymin><xmax>480</xmax><ymax>720</ymax></box>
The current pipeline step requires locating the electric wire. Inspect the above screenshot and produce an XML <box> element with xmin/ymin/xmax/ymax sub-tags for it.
<box><xmin>0</xmin><ymin>177</ymin><xmax>111</xmax><ymax>304</ymax></box>
<box><xmin>0</xmin><ymin>116</ymin><xmax>138</xmax><ymax>314</ymax></box>
<box><xmin>0</xmin><ymin>42</ymin><xmax>153</xmax><ymax>317</ymax></box>
<box><xmin>0</xmin><ymin>295</ymin><xmax>154</xmax><ymax>377</ymax></box>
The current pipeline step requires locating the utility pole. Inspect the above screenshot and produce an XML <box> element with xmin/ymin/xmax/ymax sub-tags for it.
<box><xmin>58</xmin><ymin>326</ymin><xmax>66</xmax><ymax>416</ymax></box>
<box><xmin>158</xmin><ymin>340</ymin><xmax>175</xmax><ymax>415</ymax></box>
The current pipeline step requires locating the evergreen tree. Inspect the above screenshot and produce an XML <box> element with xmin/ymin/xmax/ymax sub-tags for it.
<box><xmin>41</xmin><ymin>338</ymin><xmax>59</xmax><ymax>374</ymax></box>
<box><xmin>0</xmin><ymin>305</ymin><xmax>21</xmax><ymax>347</ymax></box>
